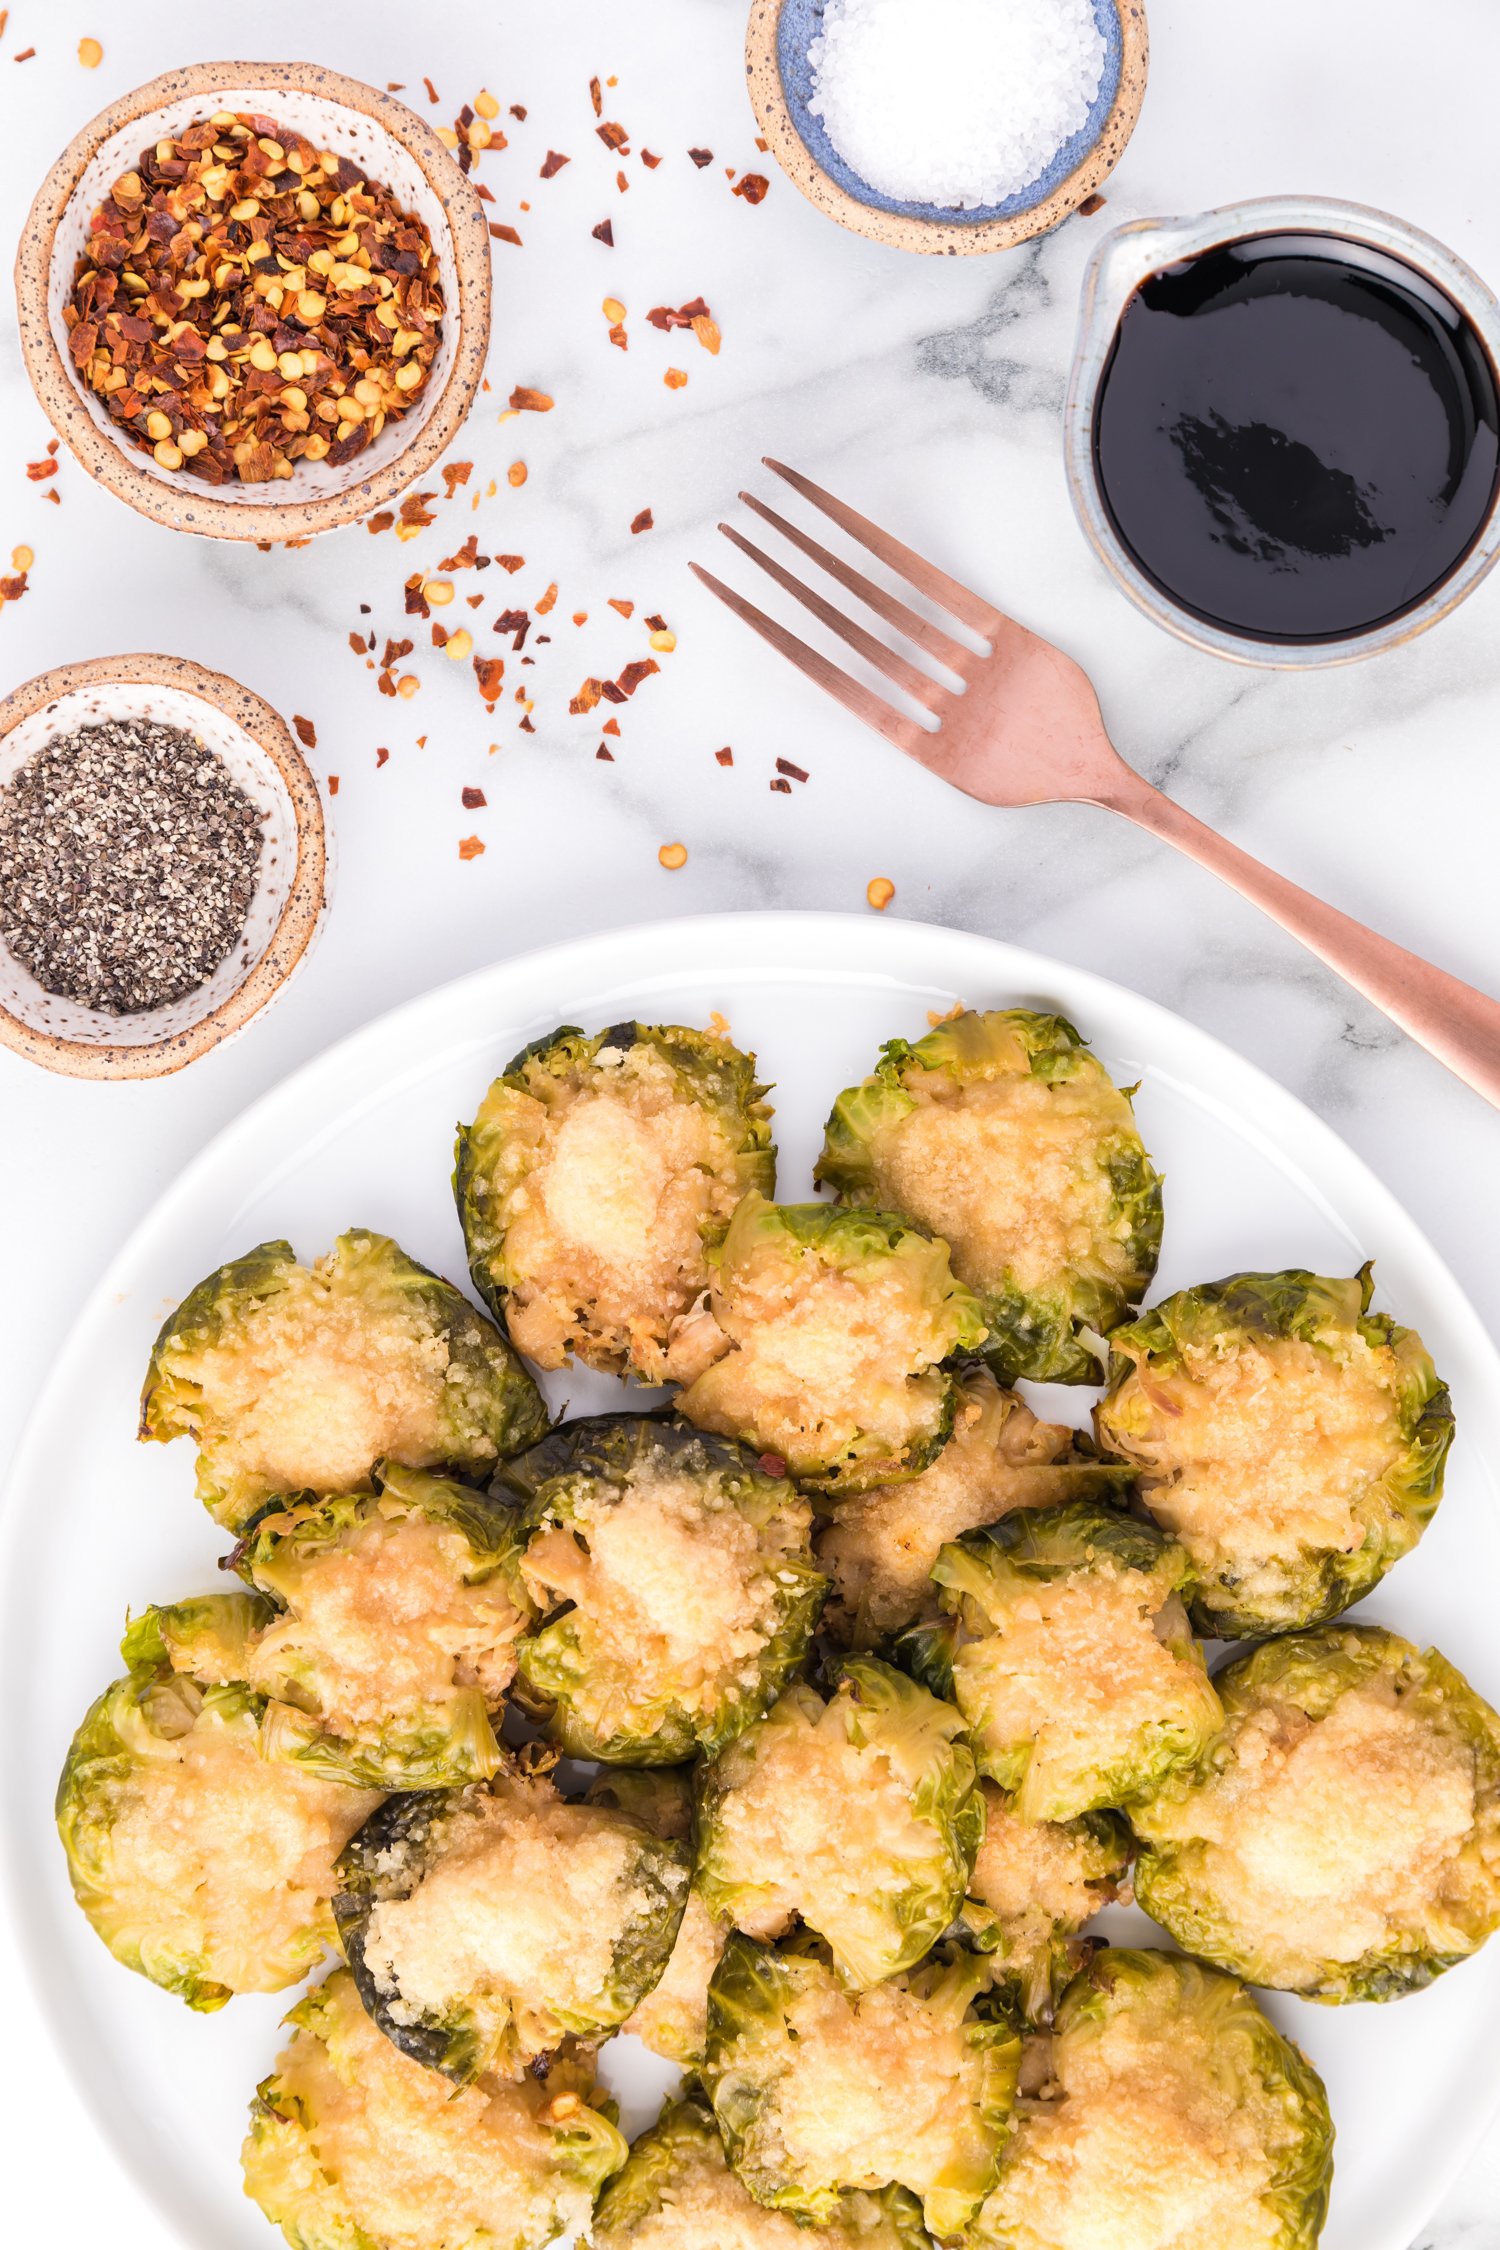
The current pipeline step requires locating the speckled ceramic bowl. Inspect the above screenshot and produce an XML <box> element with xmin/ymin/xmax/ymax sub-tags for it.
<box><xmin>14</xmin><ymin>61</ymin><xmax>491</xmax><ymax>541</ymax></box>
<box><xmin>0</xmin><ymin>654</ymin><xmax>327</xmax><ymax>1079</ymax></box>
<box><xmin>747</xmin><ymin>0</ymin><xmax>1148</xmax><ymax>254</ymax></box>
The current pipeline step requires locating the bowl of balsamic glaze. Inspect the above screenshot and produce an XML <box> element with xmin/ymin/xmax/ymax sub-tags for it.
<box><xmin>1065</xmin><ymin>196</ymin><xmax>1500</xmax><ymax>664</ymax></box>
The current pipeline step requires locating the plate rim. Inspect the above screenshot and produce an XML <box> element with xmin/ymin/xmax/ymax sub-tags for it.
<box><xmin>5</xmin><ymin>906</ymin><xmax>1500</xmax><ymax>2250</ymax></box>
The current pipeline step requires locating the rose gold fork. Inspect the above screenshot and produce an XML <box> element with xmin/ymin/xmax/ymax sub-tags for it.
<box><xmin>691</xmin><ymin>459</ymin><xmax>1500</xmax><ymax>1111</ymax></box>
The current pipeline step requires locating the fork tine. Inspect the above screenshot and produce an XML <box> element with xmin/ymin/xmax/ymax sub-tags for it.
<box><xmin>739</xmin><ymin>493</ymin><xmax>974</xmax><ymax>674</ymax></box>
<box><xmin>717</xmin><ymin>523</ymin><xmax>950</xmax><ymax>713</ymax></box>
<box><xmin>689</xmin><ymin>563</ymin><xmax>928</xmax><ymax>752</ymax></box>
<box><xmin>763</xmin><ymin>459</ymin><xmax>1000</xmax><ymax>638</ymax></box>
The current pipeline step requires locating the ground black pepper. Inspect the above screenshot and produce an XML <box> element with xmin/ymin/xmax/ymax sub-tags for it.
<box><xmin>0</xmin><ymin>718</ymin><xmax>265</xmax><ymax>1014</ymax></box>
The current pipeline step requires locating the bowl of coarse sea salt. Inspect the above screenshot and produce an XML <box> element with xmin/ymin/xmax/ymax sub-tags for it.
<box><xmin>747</xmin><ymin>0</ymin><xmax>1148</xmax><ymax>254</ymax></box>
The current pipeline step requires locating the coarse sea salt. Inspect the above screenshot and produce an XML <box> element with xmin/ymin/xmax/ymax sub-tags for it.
<box><xmin>808</xmin><ymin>0</ymin><xmax>1108</xmax><ymax>211</ymax></box>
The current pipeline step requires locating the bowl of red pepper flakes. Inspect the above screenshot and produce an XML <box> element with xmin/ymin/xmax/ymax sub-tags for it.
<box><xmin>14</xmin><ymin>60</ymin><xmax>492</xmax><ymax>542</ymax></box>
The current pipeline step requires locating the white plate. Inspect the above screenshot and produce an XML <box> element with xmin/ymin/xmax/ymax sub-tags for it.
<box><xmin>4</xmin><ymin>910</ymin><xmax>1499</xmax><ymax>2250</ymax></box>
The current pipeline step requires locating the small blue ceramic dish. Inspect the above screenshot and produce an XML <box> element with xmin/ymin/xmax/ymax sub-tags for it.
<box><xmin>777</xmin><ymin>0</ymin><xmax>1122</xmax><ymax>224</ymax></box>
<box><xmin>745</xmin><ymin>0</ymin><xmax>1149</xmax><ymax>256</ymax></box>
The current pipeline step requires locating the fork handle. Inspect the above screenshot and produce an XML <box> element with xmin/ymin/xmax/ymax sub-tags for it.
<box><xmin>1097</xmin><ymin>766</ymin><xmax>1500</xmax><ymax>1110</ymax></box>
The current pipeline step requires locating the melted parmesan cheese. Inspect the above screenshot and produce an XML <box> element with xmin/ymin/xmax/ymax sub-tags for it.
<box><xmin>955</xmin><ymin>1569</ymin><xmax>1204</xmax><ymax>1816</ymax></box>
<box><xmin>248</xmin><ymin>1511</ymin><xmax>525</xmax><ymax>1732</ymax></box>
<box><xmin>870</xmin><ymin>1073</ymin><xmax>1133</xmax><ymax>1298</ymax></box>
<box><xmin>491</xmin><ymin>1043</ymin><xmax>744</xmax><ymax>1380</ymax></box>
<box><xmin>708</xmin><ymin>1704</ymin><xmax>939</xmax><ymax>1968</ymax></box>
<box><xmin>101</xmin><ymin>1720</ymin><xmax>376</xmax><ymax>1991</ymax></box>
<box><xmin>980</xmin><ymin>1989</ymin><xmax>1292</xmax><ymax>2250</ymax></box>
<box><xmin>818</xmin><ymin>1374</ymin><xmax>1080</xmax><ymax>1644</ymax></box>
<box><xmin>1149</xmin><ymin>1676</ymin><xmax>1479</xmax><ymax>1975</ymax></box>
<box><xmin>623</xmin><ymin>1894</ymin><xmax>727</xmax><ymax>2064</ymax></box>
<box><xmin>1101</xmin><ymin>1331</ymin><xmax>1406</xmax><ymax>1598</ymax></box>
<box><xmin>362</xmin><ymin>1777</ymin><xmax>651</xmax><ymax>2054</ymax></box>
<box><xmin>259</xmin><ymin>1973</ymin><xmax>600</xmax><ymax>2250</ymax></box>
<box><xmin>969</xmin><ymin>1787</ymin><xmax>1108</xmax><ymax>1935</ymax></box>
<box><xmin>599</xmin><ymin>2121</ymin><xmax>900</xmax><ymax>2250</ymax></box>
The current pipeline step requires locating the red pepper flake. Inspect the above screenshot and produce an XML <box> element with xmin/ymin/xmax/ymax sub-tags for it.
<box><xmin>459</xmin><ymin>834</ymin><xmax>486</xmax><ymax>860</ymax></box>
<box><xmin>630</xmin><ymin>508</ymin><xmax>654</xmax><ymax>534</ymax></box>
<box><xmin>441</xmin><ymin>461</ymin><xmax>474</xmax><ymax>498</ymax></box>
<box><xmin>439</xmin><ymin>533</ymin><xmax>482</xmax><ymax>571</ymax></box>
<box><xmin>423</xmin><ymin>76</ymin><xmax>440</xmax><ymax>104</ymax></box>
<box><xmin>519</xmin><ymin>714</ymin><xmax>536</xmax><ymax>733</ymax></box>
<box><xmin>570</xmin><ymin>677</ymin><xmax>603</xmax><ymax>716</ymax></box>
<box><xmin>509</xmin><ymin>386</ymin><xmax>554</xmax><ymax>413</ymax></box>
<box><xmin>367</xmin><ymin>511</ymin><xmax>395</xmax><ymax>535</ymax></box>
<box><xmin>770</xmin><ymin>778</ymin><xmax>792</xmax><ymax>793</ymax></box>
<box><xmin>400</xmin><ymin>491</ymin><xmax>438</xmax><ymax>529</ymax></box>
<box><xmin>25</xmin><ymin>458</ymin><xmax>57</xmax><ymax>481</ymax></box>
<box><xmin>535</xmin><ymin>581</ymin><xmax>558</xmax><ymax>615</ymax></box>
<box><xmin>494</xmin><ymin>553</ymin><xmax>525</xmax><ymax>573</ymax></box>
<box><xmin>42</xmin><ymin>488</ymin><xmax>61</xmax><ymax>505</ymax></box>
<box><xmin>617</xmin><ymin>657</ymin><xmax>659</xmax><ymax>695</ymax></box>
<box><xmin>14</xmin><ymin>45</ymin><xmax>35</xmax><ymax>62</ymax></box>
<box><xmin>430</xmin><ymin>621</ymin><xmax>449</xmax><ymax>649</ymax></box>
<box><xmin>540</xmin><ymin>150</ymin><xmax>570</xmax><ymax>178</ymax></box>
<box><xmin>489</xmin><ymin>222</ymin><xmax>523</xmax><ymax>246</ymax></box>
<box><xmin>688</xmin><ymin>147</ymin><xmax>713</xmax><ymax>167</ymax></box>
<box><xmin>376</xmin><ymin>747</ymin><xmax>390</xmax><ymax>767</ymax></box>
<box><xmin>592</xmin><ymin>218</ymin><xmax>614</xmax><ymax>247</ymax></box>
<box><xmin>715</xmin><ymin>747</ymin><xmax>734</xmax><ymax>766</ymax></box>
<box><xmin>616</xmin><ymin>170</ymin><xmax>630</xmax><ymax>193</ymax></box>
<box><xmin>734</xmin><ymin>173</ymin><xmax>770</xmax><ymax>204</ymax></box>
<box><xmin>758</xmin><ymin>1452</ymin><xmax>788</xmax><ymax>1477</ymax></box>
<box><xmin>347</xmin><ymin>631</ymin><xmax>367</xmax><ymax>656</ymax></box>
<box><xmin>664</xmin><ymin>367</ymin><xmax>687</xmax><ymax>390</ymax></box>
<box><xmin>597</xmin><ymin>121</ymin><xmax>629</xmax><ymax>152</ymax></box>
<box><xmin>596</xmin><ymin>744</ymin><xmax>614</xmax><ymax>760</ymax></box>
<box><xmin>602</xmin><ymin>717</ymin><xmax>621</xmax><ymax>737</ymax></box>
<box><xmin>382</xmin><ymin>637</ymin><xmax>415</xmax><ymax>668</ymax></box>
<box><xmin>293</xmin><ymin>715</ymin><xmax>318</xmax><ymax>750</ymax></box>
<box><xmin>776</xmin><ymin>757</ymin><xmax>809</xmax><ymax>783</ymax></box>
<box><xmin>608</xmin><ymin>321</ymin><xmax>627</xmax><ymax>351</ymax></box>
<box><xmin>511</xmin><ymin>104</ymin><xmax>527</xmax><ymax>120</ymax></box>
<box><xmin>461</xmin><ymin>785</ymin><xmax>488</xmax><ymax>809</ymax></box>
<box><xmin>644</xmin><ymin>613</ymin><xmax>668</xmax><ymax>633</ymax></box>
<box><xmin>495</xmin><ymin>608</ymin><xmax>531</xmax><ymax>650</ymax></box>
<box><xmin>589</xmin><ymin>76</ymin><xmax>603</xmax><ymax>117</ymax></box>
<box><xmin>0</xmin><ymin>571</ymin><xmax>29</xmax><ymax>603</ymax></box>
<box><xmin>572</xmin><ymin>610</ymin><xmax>588</xmax><ymax>625</ymax></box>
<box><xmin>646</xmin><ymin>296</ymin><xmax>708</xmax><ymax>332</ymax></box>
<box><xmin>474</xmin><ymin>655</ymin><xmax>506</xmax><ymax>703</ymax></box>
<box><xmin>608</xmin><ymin>597</ymin><xmax>635</xmax><ymax>618</ymax></box>
<box><xmin>404</xmin><ymin>574</ymin><xmax>431</xmax><ymax>619</ymax></box>
<box><xmin>641</xmin><ymin>149</ymin><xmax>661</xmax><ymax>169</ymax></box>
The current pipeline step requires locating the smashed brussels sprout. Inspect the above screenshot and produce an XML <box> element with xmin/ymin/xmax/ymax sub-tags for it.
<box><xmin>586</xmin><ymin>1769</ymin><xmax>732</xmax><ymax>2068</ymax></box>
<box><xmin>56</xmin><ymin>1598</ymin><xmax>380</xmax><ymax>2010</ymax></box>
<box><xmin>242</xmin><ymin>1968</ymin><xmax>626</xmax><ymax>2250</ymax></box>
<box><xmin>141</xmin><ymin>1230</ymin><xmax>548</xmax><ymax>1530</ymax></box>
<box><xmin>333</xmin><ymin>1758</ymin><xmax>692</xmax><ymax>2082</ymax></box>
<box><xmin>961</xmin><ymin>1784</ymin><xmax>1130</xmax><ymax>2023</ymax></box>
<box><xmin>675</xmin><ymin>1194</ymin><xmax>987</xmax><ymax>1495</ymax></box>
<box><xmin>495</xmin><ymin>1415</ymin><xmax>826</xmax><ymax>1763</ymax></box>
<box><xmin>816</xmin><ymin>1367</ymin><xmax>1132</xmax><ymax>1651</ymax></box>
<box><xmin>969</xmin><ymin>1950</ymin><xmax>1333</xmax><ymax>2250</ymax></box>
<box><xmin>232</xmin><ymin>1463</ymin><xmax>535</xmax><ymax>1791</ymax></box>
<box><xmin>1132</xmin><ymin>1625</ymin><xmax>1500</xmax><ymax>2002</ymax></box>
<box><xmin>454</xmin><ymin>1020</ymin><xmax>774</xmax><ymax>1382</ymax></box>
<box><xmin>696</xmin><ymin>1657</ymin><xmax>983</xmax><ymax>1988</ymax></box>
<box><xmin>905</xmin><ymin>1500</ymin><xmax>1223</xmax><ymax>1822</ymax></box>
<box><xmin>816</xmin><ymin>1009</ymin><xmax>1162</xmax><ymax>1384</ymax></box>
<box><xmin>593</xmin><ymin>2094</ymin><xmax>932</xmax><ymax>2250</ymax></box>
<box><xmin>703</xmin><ymin>1934</ymin><xmax>1018</xmax><ymax>2237</ymax></box>
<box><xmin>1095</xmin><ymin>1268</ymin><xmax>1454</xmax><ymax>1637</ymax></box>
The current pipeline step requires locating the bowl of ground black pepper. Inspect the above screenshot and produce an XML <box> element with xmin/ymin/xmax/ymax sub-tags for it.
<box><xmin>0</xmin><ymin>655</ymin><xmax>326</xmax><ymax>1079</ymax></box>
<box><xmin>14</xmin><ymin>61</ymin><xmax>491</xmax><ymax>541</ymax></box>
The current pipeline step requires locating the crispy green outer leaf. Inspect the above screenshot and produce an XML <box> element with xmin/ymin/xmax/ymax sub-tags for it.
<box><xmin>703</xmin><ymin>1935</ymin><xmax>1018</xmax><ymax>2236</ymax></box>
<box><xmin>1132</xmin><ymin>1625</ymin><xmax>1500</xmax><ymax>2002</ymax></box>
<box><xmin>235</xmin><ymin>1464</ymin><xmax>531</xmax><ymax>1790</ymax></box>
<box><xmin>696</xmin><ymin>1657</ymin><xmax>983</xmax><ymax>1988</ymax></box>
<box><xmin>1096</xmin><ymin>1268</ymin><xmax>1455</xmax><ymax>1636</ymax></box>
<box><xmin>499</xmin><ymin>1414</ymin><xmax>826</xmax><ymax>1764</ymax></box>
<box><xmin>816</xmin><ymin>1010</ymin><xmax>1162</xmax><ymax>1385</ymax></box>
<box><xmin>453</xmin><ymin>1020</ymin><xmax>775</xmax><ymax>1340</ymax></box>
<box><xmin>333</xmin><ymin>1773</ymin><xmax>692</xmax><ymax>2084</ymax></box>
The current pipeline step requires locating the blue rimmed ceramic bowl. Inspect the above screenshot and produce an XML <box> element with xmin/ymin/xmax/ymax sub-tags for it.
<box><xmin>746</xmin><ymin>0</ymin><xmax>1148</xmax><ymax>255</ymax></box>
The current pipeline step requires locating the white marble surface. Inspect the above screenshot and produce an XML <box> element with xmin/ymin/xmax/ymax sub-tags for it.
<box><xmin>1</xmin><ymin>1</ymin><xmax>1498</xmax><ymax>2243</ymax></box>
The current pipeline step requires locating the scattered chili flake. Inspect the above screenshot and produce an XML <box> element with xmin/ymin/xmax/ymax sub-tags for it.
<box><xmin>508</xmin><ymin>461</ymin><xmax>528</xmax><ymax>486</ymax></box>
<box><xmin>597</xmin><ymin>121</ymin><xmax>629</xmax><ymax>152</ymax></box>
<box><xmin>608</xmin><ymin>321</ymin><xmax>627</xmax><ymax>351</ymax></box>
<box><xmin>382</xmin><ymin>636</ymin><xmax>415</xmax><ymax>668</ymax></box>
<box><xmin>509</xmin><ymin>386</ymin><xmax>554</xmax><ymax>413</ymax></box>
<box><xmin>293</xmin><ymin>715</ymin><xmax>317</xmax><ymax>749</ymax></box>
<box><xmin>404</xmin><ymin>575</ymin><xmax>431</xmax><ymax>619</ymax></box>
<box><xmin>616</xmin><ymin>171</ymin><xmax>630</xmax><ymax>193</ymax></box>
<box><xmin>519</xmin><ymin>714</ymin><xmax>536</xmax><ymax>732</ymax></box>
<box><xmin>367</xmin><ymin>511</ymin><xmax>395</xmax><ymax>534</ymax></box>
<box><xmin>540</xmin><ymin>150</ymin><xmax>570</xmax><ymax>177</ymax></box>
<box><xmin>423</xmin><ymin>77</ymin><xmax>440</xmax><ymax>103</ymax></box>
<box><xmin>511</xmin><ymin>104</ymin><xmax>527</xmax><ymax>120</ymax></box>
<box><xmin>715</xmin><ymin>747</ymin><xmax>734</xmax><ymax>766</ymax></box>
<box><xmin>755</xmin><ymin>137</ymin><xmax>770</xmax><ymax>153</ymax></box>
<box><xmin>327</xmin><ymin>775</ymin><xmax>340</xmax><ymax>795</ymax></box>
<box><xmin>439</xmin><ymin>533</ymin><xmax>482</xmax><ymax>571</ymax></box>
<box><xmin>692</xmin><ymin>313</ymin><xmax>722</xmax><ymax>355</ymax></box>
<box><xmin>14</xmin><ymin>45</ymin><xmax>35</xmax><ymax>62</ymax></box>
<box><xmin>734</xmin><ymin>173</ymin><xmax>770</xmax><ymax>203</ymax></box>
<box><xmin>630</xmin><ymin>508</ymin><xmax>653</xmax><ymax>534</ymax></box>
<box><xmin>688</xmin><ymin>148</ymin><xmax>713</xmax><ymax>167</ymax></box>
<box><xmin>459</xmin><ymin>834</ymin><xmax>486</xmax><ymax>860</ymax></box>
<box><xmin>474</xmin><ymin>655</ymin><xmax>506</xmax><ymax>702</ymax></box>
<box><xmin>569</xmin><ymin>677</ymin><xmax>603</xmax><ymax>716</ymax></box>
<box><xmin>535</xmin><ymin>582</ymin><xmax>558</xmax><ymax>614</ymax></box>
<box><xmin>867</xmin><ymin>877</ymin><xmax>896</xmax><ymax>911</ymax></box>
<box><xmin>664</xmin><ymin>368</ymin><xmax>687</xmax><ymax>390</ymax></box>
<box><xmin>400</xmin><ymin>492</ymin><xmax>438</xmax><ymax>530</ymax></box>
<box><xmin>347</xmin><ymin>630</ymin><xmax>366</xmax><ymax>655</ymax></box>
<box><xmin>602</xmin><ymin>717</ymin><xmax>621</xmax><ymax>737</ymax></box>
<box><xmin>397</xmin><ymin>675</ymin><xmax>420</xmax><ymax>698</ymax></box>
<box><xmin>770</xmin><ymin>778</ymin><xmax>792</xmax><ymax>793</ymax></box>
<box><xmin>602</xmin><ymin>296</ymin><xmax>626</xmax><ymax>322</ymax></box>
<box><xmin>376</xmin><ymin>747</ymin><xmax>390</xmax><ymax>767</ymax></box>
<box><xmin>658</xmin><ymin>842</ymin><xmax>688</xmax><ymax>870</ymax></box>
<box><xmin>596</xmin><ymin>744</ymin><xmax>614</xmax><ymax>760</ymax></box>
<box><xmin>572</xmin><ymin>610</ymin><xmax>588</xmax><ymax>625</ymax></box>
<box><xmin>641</xmin><ymin>150</ymin><xmax>661</xmax><ymax>169</ymax></box>
<box><xmin>495</xmin><ymin>553</ymin><xmax>525</xmax><ymax>573</ymax></box>
<box><xmin>647</xmin><ymin>296</ymin><xmax>709</xmax><ymax>332</ymax></box>
<box><xmin>78</xmin><ymin>37</ymin><xmax>103</xmax><ymax>67</ymax></box>
<box><xmin>495</xmin><ymin>609</ymin><xmax>530</xmax><ymax>649</ymax></box>
<box><xmin>490</xmin><ymin>222</ymin><xmax>523</xmax><ymax>246</ymax></box>
<box><xmin>649</xmin><ymin>627</ymin><xmax>677</xmax><ymax>652</ymax></box>
<box><xmin>25</xmin><ymin>459</ymin><xmax>57</xmax><ymax>481</ymax></box>
<box><xmin>589</xmin><ymin>77</ymin><xmax>603</xmax><ymax>118</ymax></box>
<box><xmin>461</xmin><ymin>785</ymin><xmax>487</xmax><ymax>809</ymax></box>
<box><xmin>445</xmin><ymin>628</ymin><xmax>474</xmax><ymax>661</ymax></box>
<box><xmin>776</xmin><ymin>757</ymin><xmax>809</xmax><ymax>782</ymax></box>
<box><xmin>0</xmin><ymin>570</ymin><xmax>29</xmax><ymax>604</ymax></box>
<box><xmin>1078</xmin><ymin>192</ymin><xmax>1108</xmax><ymax>217</ymax></box>
<box><xmin>441</xmin><ymin>461</ymin><xmax>473</xmax><ymax>498</ymax></box>
<box><xmin>608</xmin><ymin>597</ymin><xmax>634</xmax><ymax>619</ymax></box>
<box><xmin>592</xmin><ymin>219</ymin><xmax>615</xmax><ymax>246</ymax></box>
<box><xmin>758</xmin><ymin>1451</ymin><xmax>788</xmax><ymax>1478</ymax></box>
<box><xmin>42</xmin><ymin>489</ymin><xmax>61</xmax><ymax>506</ymax></box>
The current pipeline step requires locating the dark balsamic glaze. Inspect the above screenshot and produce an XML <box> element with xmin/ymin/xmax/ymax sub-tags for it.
<box><xmin>1091</xmin><ymin>233</ymin><xmax>1500</xmax><ymax>643</ymax></box>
